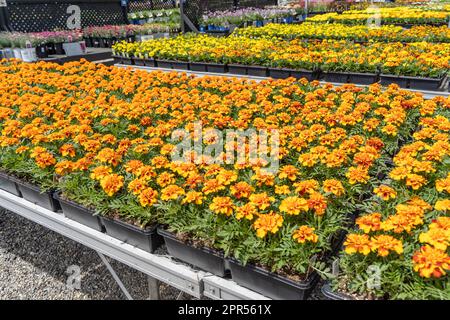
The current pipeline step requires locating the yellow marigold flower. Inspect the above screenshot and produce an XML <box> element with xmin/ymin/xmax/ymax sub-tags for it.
<box><xmin>138</xmin><ymin>187</ymin><xmax>158</xmax><ymax>207</ymax></box>
<box><xmin>100</xmin><ymin>174</ymin><xmax>124</xmax><ymax>197</ymax></box>
<box><xmin>15</xmin><ymin>146</ymin><xmax>29</xmax><ymax>154</ymax></box>
<box><xmin>381</xmin><ymin>214</ymin><xmax>423</xmax><ymax>234</ymax></box>
<box><xmin>435</xmin><ymin>199</ymin><xmax>450</xmax><ymax>212</ymax></box>
<box><xmin>389</xmin><ymin>166</ymin><xmax>409</xmax><ymax>181</ymax></box>
<box><xmin>216</xmin><ymin>169</ymin><xmax>238</xmax><ymax>186</ymax></box>
<box><xmin>124</xmin><ymin>160</ymin><xmax>144</xmax><ymax>174</ymax></box>
<box><xmin>356</xmin><ymin>212</ymin><xmax>382</xmax><ymax>234</ymax></box>
<box><xmin>429</xmin><ymin>217</ymin><xmax>450</xmax><ymax>231</ymax></box>
<box><xmin>436</xmin><ymin>174</ymin><xmax>450</xmax><ymax>193</ymax></box>
<box><xmin>373</xmin><ymin>185</ymin><xmax>397</xmax><ymax>201</ymax></box>
<box><xmin>294</xmin><ymin>179</ymin><xmax>319</xmax><ymax>195</ymax></box>
<box><xmin>156</xmin><ymin>172</ymin><xmax>176</xmax><ymax>187</ymax></box>
<box><xmin>381</xmin><ymin>124</ymin><xmax>398</xmax><ymax>136</ymax></box>
<box><xmin>202</xmin><ymin>178</ymin><xmax>225</xmax><ymax>195</ymax></box>
<box><xmin>275</xmin><ymin>185</ymin><xmax>290</xmax><ymax>195</ymax></box>
<box><xmin>412</xmin><ymin>245</ymin><xmax>450</xmax><ymax>278</ymax></box>
<box><xmin>253</xmin><ymin>212</ymin><xmax>283</xmax><ymax>238</ymax></box>
<box><xmin>209</xmin><ymin>196</ymin><xmax>234</xmax><ymax>216</ymax></box>
<box><xmin>96</xmin><ymin>147</ymin><xmax>122</xmax><ymax>166</ymax></box>
<box><xmin>160</xmin><ymin>184</ymin><xmax>185</xmax><ymax>201</ymax></box>
<box><xmin>90</xmin><ymin>166</ymin><xmax>112</xmax><ymax>181</ymax></box>
<box><xmin>370</xmin><ymin>235</ymin><xmax>403</xmax><ymax>257</ymax></box>
<box><xmin>344</xmin><ymin>234</ymin><xmax>371</xmax><ymax>255</ymax></box>
<box><xmin>249</xmin><ymin>192</ymin><xmax>275</xmax><ymax>211</ymax></box>
<box><xmin>278</xmin><ymin>165</ymin><xmax>298</xmax><ymax>181</ymax></box>
<box><xmin>407</xmin><ymin>196</ymin><xmax>432</xmax><ymax>212</ymax></box>
<box><xmin>405</xmin><ymin>174</ymin><xmax>427</xmax><ymax>190</ymax></box>
<box><xmin>346</xmin><ymin>166</ymin><xmax>369</xmax><ymax>185</ymax></box>
<box><xmin>293</xmin><ymin>225</ymin><xmax>318</xmax><ymax>244</ymax></box>
<box><xmin>322</xmin><ymin>179</ymin><xmax>345</xmax><ymax>196</ymax></box>
<box><xmin>419</xmin><ymin>228</ymin><xmax>450</xmax><ymax>251</ymax></box>
<box><xmin>279</xmin><ymin>196</ymin><xmax>308</xmax><ymax>215</ymax></box>
<box><xmin>182</xmin><ymin>191</ymin><xmax>203</xmax><ymax>205</ymax></box>
<box><xmin>59</xmin><ymin>144</ymin><xmax>76</xmax><ymax>158</ymax></box>
<box><xmin>235</xmin><ymin>203</ymin><xmax>257</xmax><ymax>221</ymax></box>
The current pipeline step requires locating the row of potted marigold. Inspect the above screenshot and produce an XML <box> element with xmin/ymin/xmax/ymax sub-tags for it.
<box><xmin>0</xmin><ymin>59</ymin><xmax>448</xmax><ymax>299</ymax></box>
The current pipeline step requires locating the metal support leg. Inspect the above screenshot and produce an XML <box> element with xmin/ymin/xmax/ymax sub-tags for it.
<box><xmin>147</xmin><ymin>276</ymin><xmax>160</xmax><ymax>300</ymax></box>
<box><xmin>97</xmin><ymin>251</ymin><xmax>133</xmax><ymax>300</ymax></box>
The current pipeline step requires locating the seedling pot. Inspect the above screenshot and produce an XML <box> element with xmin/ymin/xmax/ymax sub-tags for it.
<box><xmin>133</xmin><ymin>58</ymin><xmax>146</xmax><ymax>66</ymax></box>
<box><xmin>204</xmin><ymin>62</ymin><xmax>227</xmax><ymax>73</ymax></box>
<box><xmin>156</xmin><ymin>59</ymin><xmax>173</xmax><ymax>69</ymax></box>
<box><xmin>36</xmin><ymin>45</ymin><xmax>49</xmax><ymax>59</ymax></box>
<box><xmin>380</xmin><ymin>74</ymin><xmax>409</xmax><ymax>88</ymax></box>
<box><xmin>228</xmin><ymin>64</ymin><xmax>248</xmax><ymax>75</ymax></box>
<box><xmin>144</xmin><ymin>58</ymin><xmax>156</xmax><ymax>67</ymax></box>
<box><xmin>323</xmin><ymin>71</ymin><xmax>350</xmax><ymax>84</ymax></box>
<box><xmin>347</xmin><ymin>72</ymin><xmax>379</xmax><ymax>85</ymax></box>
<box><xmin>54</xmin><ymin>193</ymin><xmax>102</xmax><ymax>231</ymax></box>
<box><xmin>0</xmin><ymin>172</ymin><xmax>21</xmax><ymax>197</ymax></box>
<box><xmin>16</xmin><ymin>180</ymin><xmax>60</xmax><ymax>212</ymax></box>
<box><xmin>157</xmin><ymin>228</ymin><xmax>227</xmax><ymax>276</ymax></box>
<box><xmin>189</xmin><ymin>62</ymin><xmax>207</xmax><ymax>72</ymax></box>
<box><xmin>228</xmin><ymin>258</ymin><xmax>319</xmax><ymax>300</ymax></box>
<box><xmin>54</xmin><ymin>42</ymin><xmax>65</xmax><ymax>55</ymax></box>
<box><xmin>321</xmin><ymin>283</ymin><xmax>353</xmax><ymax>300</ymax></box>
<box><xmin>268</xmin><ymin>68</ymin><xmax>291</xmax><ymax>79</ymax></box>
<box><xmin>171</xmin><ymin>61</ymin><xmax>189</xmax><ymax>70</ymax></box>
<box><xmin>101</xmin><ymin>217</ymin><xmax>163</xmax><ymax>253</ymax></box>
<box><xmin>290</xmin><ymin>69</ymin><xmax>317</xmax><ymax>81</ymax></box>
<box><xmin>408</xmin><ymin>76</ymin><xmax>444</xmax><ymax>91</ymax></box>
<box><xmin>246</xmin><ymin>65</ymin><xmax>268</xmax><ymax>77</ymax></box>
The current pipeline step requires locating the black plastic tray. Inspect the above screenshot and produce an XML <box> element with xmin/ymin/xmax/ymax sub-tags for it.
<box><xmin>15</xmin><ymin>179</ymin><xmax>60</xmax><ymax>212</ymax></box>
<box><xmin>321</xmin><ymin>283</ymin><xmax>354</xmax><ymax>300</ymax></box>
<box><xmin>101</xmin><ymin>217</ymin><xmax>163</xmax><ymax>253</ymax></box>
<box><xmin>157</xmin><ymin>228</ymin><xmax>227</xmax><ymax>277</ymax></box>
<box><xmin>0</xmin><ymin>171</ymin><xmax>21</xmax><ymax>197</ymax></box>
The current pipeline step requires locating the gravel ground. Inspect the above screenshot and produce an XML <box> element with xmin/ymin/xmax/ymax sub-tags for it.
<box><xmin>0</xmin><ymin>208</ymin><xmax>193</xmax><ymax>300</ymax></box>
<box><xmin>0</xmin><ymin>208</ymin><xmax>327</xmax><ymax>300</ymax></box>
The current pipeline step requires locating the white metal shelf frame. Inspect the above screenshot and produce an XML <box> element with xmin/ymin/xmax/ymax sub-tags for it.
<box><xmin>0</xmin><ymin>189</ymin><xmax>269</xmax><ymax>300</ymax></box>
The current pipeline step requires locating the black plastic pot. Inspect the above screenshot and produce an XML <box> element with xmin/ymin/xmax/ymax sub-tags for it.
<box><xmin>92</xmin><ymin>38</ymin><xmax>101</xmax><ymax>48</ymax></box>
<box><xmin>98</xmin><ymin>38</ymin><xmax>106</xmax><ymax>48</ymax></box>
<box><xmin>172</xmin><ymin>61</ymin><xmax>189</xmax><ymax>71</ymax></box>
<box><xmin>323</xmin><ymin>71</ymin><xmax>350</xmax><ymax>84</ymax></box>
<box><xmin>290</xmin><ymin>69</ymin><xmax>317</xmax><ymax>81</ymax></box>
<box><xmin>101</xmin><ymin>217</ymin><xmax>163</xmax><ymax>253</ymax></box>
<box><xmin>0</xmin><ymin>171</ymin><xmax>21</xmax><ymax>197</ymax></box>
<box><xmin>246</xmin><ymin>65</ymin><xmax>268</xmax><ymax>77</ymax></box>
<box><xmin>112</xmin><ymin>55</ymin><xmax>123</xmax><ymax>64</ymax></box>
<box><xmin>321</xmin><ymin>283</ymin><xmax>354</xmax><ymax>300</ymax></box>
<box><xmin>133</xmin><ymin>57</ymin><xmax>146</xmax><ymax>66</ymax></box>
<box><xmin>189</xmin><ymin>62</ymin><xmax>207</xmax><ymax>72</ymax></box>
<box><xmin>54</xmin><ymin>193</ymin><xmax>103</xmax><ymax>232</ymax></box>
<box><xmin>204</xmin><ymin>62</ymin><xmax>227</xmax><ymax>74</ymax></box>
<box><xmin>15</xmin><ymin>180</ymin><xmax>60</xmax><ymax>212</ymax></box>
<box><xmin>157</xmin><ymin>228</ymin><xmax>227</xmax><ymax>276</ymax></box>
<box><xmin>228</xmin><ymin>64</ymin><xmax>248</xmax><ymax>75</ymax></box>
<box><xmin>380</xmin><ymin>74</ymin><xmax>409</xmax><ymax>88</ymax></box>
<box><xmin>54</xmin><ymin>42</ymin><xmax>65</xmax><ymax>55</ymax></box>
<box><xmin>268</xmin><ymin>68</ymin><xmax>291</xmax><ymax>79</ymax></box>
<box><xmin>347</xmin><ymin>72</ymin><xmax>379</xmax><ymax>85</ymax></box>
<box><xmin>103</xmin><ymin>38</ymin><xmax>112</xmax><ymax>48</ymax></box>
<box><xmin>144</xmin><ymin>58</ymin><xmax>156</xmax><ymax>67</ymax></box>
<box><xmin>228</xmin><ymin>258</ymin><xmax>319</xmax><ymax>300</ymax></box>
<box><xmin>121</xmin><ymin>57</ymin><xmax>134</xmax><ymax>65</ymax></box>
<box><xmin>36</xmin><ymin>45</ymin><xmax>48</xmax><ymax>59</ymax></box>
<box><xmin>408</xmin><ymin>76</ymin><xmax>444</xmax><ymax>91</ymax></box>
<box><xmin>84</xmin><ymin>37</ymin><xmax>93</xmax><ymax>47</ymax></box>
<box><xmin>46</xmin><ymin>43</ymin><xmax>56</xmax><ymax>55</ymax></box>
<box><xmin>156</xmin><ymin>59</ymin><xmax>173</xmax><ymax>69</ymax></box>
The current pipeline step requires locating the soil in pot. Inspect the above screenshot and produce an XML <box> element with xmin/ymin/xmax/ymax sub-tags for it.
<box><xmin>156</xmin><ymin>59</ymin><xmax>173</xmax><ymax>69</ymax></box>
<box><xmin>189</xmin><ymin>62</ymin><xmax>207</xmax><ymax>72</ymax></box>
<box><xmin>268</xmin><ymin>68</ymin><xmax>291</xmax><ymax>79</ymax></box>
<box><xmin>323</xmin><ymin>71</ymin><xmax>350</xmax><ymax>84</ymax></box>
<box><xmin>0</xmin><ymin>172</ymin><xmax>21</xmax><ymax>197</ymax></box>
<box><xmin>100</xmin><ymin>217</ymin><xmax>163</xmax><ymax>253</ymax></box>
<box><xmin>347</xmin><ymin>72</ymin><xmax>379</xmax><ymax>85</ymax></box>
<box><xmin>54</xmin><ymin>193</ymin><xmax>103</xmax><ymax>232</ymax></box>
<box><xmin>228</xmin><ymin>64</ymin><xmax>248</xmax><ymax>76</ymax></box>
<box><xmin>321</xmin><ymin>283</ymin><xmax>354</xmax><ymax>300</ymax></box>
<box><xmin>228</xmin><ymin>259</ymin><xmax>319</xmax><ymax>300</ymax></box>
<box><xmin>408</xmin><ymin>76</ymin><xmax>444</xmax><ymax>91</ymax></box>
<box><xmin>380</xmin><ymin>74</ymin><xmax>409</xmax><ymax>88</ymax></box>
<box><xmin>172</xmin><ymin>61</ymin><xmax>189</xmax><ymax>71</ymax></box>
<box><xmin>157</xmin><ymin>228</ymin><xmax>227</xmax><ymax>276</ymax></box>
<box><xmin>247</xmin><ymin>65</ymin><xmax>268</xmax><ymax>77</ymax></box>
<box><xmin>205</xmin><ymin>62</ymin><xmax>227</xmax><ymax>74</ymax></box>
<box><xmin>16</xmin><ymin>180</ymin><xmax>61</xmax><ymax>212</ymax></box>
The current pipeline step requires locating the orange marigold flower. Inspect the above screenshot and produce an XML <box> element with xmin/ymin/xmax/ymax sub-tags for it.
<box><xmin>430</xmin><ymin>217</ymin><xmax>450</xmax><ymax>231</ymax></box>
<box><xmin>344</xmin><ymin>234</ymin><xmax>371</xmax><ymax>255</ymax></box>
<box><xmin>346</xmin><ymin>166</ymin><xmax>369</xmax><ymax>185</ymax></box>
<box><xmin>274</xmin><ymin>185</ymin><xmax>290</xmax><ymax>195</ymax></box>
<box><xmin>407</xmin><ymin>196</ymin><xmax>432</xmax><ymax>212</ymax></box>
<box><xmin>279</xmin><ymin>196</ymin><xmax>308</xmax><ymax>215</ymax></box>
<box><xmin>419</xmin><ymin>228</ymin><xmax>450</xmax><ymax>251</ymax></box>
<box><xmin>90</xmin><ymin>166</ymin><xmax>112</xmax><ymax>181</ymax></box>
<box><xmin>59</xmin><ymin>144</ymin><xmax>76</xmax><ymax>158</ymax></box>
<box><xmin>412</xmin><ymin>245</ymin><xmax>450</xmax><ymax>278</ymax></box>
<box><xmin>230</xmin><ymin>181</ymin><xmax>254</xmax><ymax>199</ymax></box>
<box><xmin>293</xmin><ymin>225</ymin><xmax>319</xmax><ymax>244</ymax></box>
<box><xmin>138</xmin><ymin>187</ymin><xmax>158</xmax><ymax>207</ymax></box>
<box><xmin>249</xmin><ymin>192</ymin><xmax>275</xmax><ymax>211</ymax></box>
<box><xmin>307</xmin><ymin>192</ymin><xmax>327</xmax><ymax>216</ymax></box>
<box><xmin>202</xmin><ymin>178</ymin><xmax>225</xmax><ymax>195</ymax></box>
<box><xmin>253</xmin><ymin>212</ymin><xmax>283</xmax><ymax>238</ymax></box>
<box><xmin>356</xmin><ymin>212</ymin><xmax>382</xmax><ymax>234</ymax></box>
<box><xmin>124</xmin><ymin>160</ymin><xmax>144</xmax><ymax>174</ymax></box>
<box><xmin>435</xmin><ymin>199</ymin><xmax>450</xmax><ymax>212</ymax></box>
<box><xmin>209</xmin><ymin>196</ymin><xmax>234</xmax><ymax>216</ymax></box>
<box><xmin>278</xmin><ymin>165</ymin><xmax>298</xmax><ymax>181</ymax></box>
<box><xmin>34</xmin><ymin>151</ymin><xmax>56</xmax><ymax>168</ymax></box>
<box><xmin>100</xmin><ymin>174</ymin><xmax>124</xmax><ymax>197</ymax></box>
<box><xmin>405</xmin><ymin>174</ymin><xmax>427</xmax><ymax>190</ymax></box>
<box><xmin>235</xmin><ymin>203</ymin><xmax>257</xmax><ymax>221</ymax></box>
<box><xmin>436</xmin><ymin>174</ymin><xmax>450</xmax><ymax>193</ymax></box>
<box><xmin>322</xmin><ymin>179</ymin><xmax>345</xmax><ymax>196</ymax></box>
<box><xmin>373</xmin><ymin>185</ymin><xmax>397</xmax><ymax>201</ymax></box>
<box><xmin>370</xmin><ymin>235</ymin><xmax>403</xmax><ymax>257</ymax></box>
<box><xmin>294</xmin><ymin>179</ymin><xmax>319</xmax><ymax>195</ymax></box>
<box><xmin>15</xmin><ymin>146</ymin><xmax>29</xmax><ymax>154</ymax></box>
<box><xmin>128</xmin><ymin>178</ymin><xmax>148</xmax><ymax>195</ymax></box>
<box><xmin>160</xmin><ymin>184</ymin><xmax>185</xmax><ymax>201</ymax></box>
<box><xmin>182</xmin><ymin>191</ymin><xmax>203</xmax><ymax>205</ymax></box>
<box><xmin>389</xmin><ymin>166</ymin><xmax>409</xmax><ymax>181</ymax></box>
<box><xmin>96</xmin><ymin>148</ymin><xmax>122</xmax><ymax>167</ymax></box>
<box><xmin>156</xmin><ymin>172</ymin><xmax>176</xmax><ymax>187</ymax></box>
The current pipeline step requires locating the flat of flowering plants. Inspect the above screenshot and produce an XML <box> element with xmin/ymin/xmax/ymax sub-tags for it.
<box><xmin>0</xmin><ymin>59</ymin><xmax>448</xmax><ymax>299</ymax></box>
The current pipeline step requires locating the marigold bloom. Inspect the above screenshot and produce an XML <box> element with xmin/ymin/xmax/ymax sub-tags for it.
<box><xmin>249</xmin><ymin>192</ymin><xmax>275</xmax><ymax>211</ymax></box>
<box><xmin>128</xmin><ymin>178</ymin><xmax>148</xmax><ymax>195</ymax></box>
<box><xmin>274</xmin><ymin>185</ymin><xmax>290</xmax><ymax>195</ymax></box>
<box><xmin>235</xmin><ymin>203</ymin><xmax>257</xmax><ymax>221</ymax></box>
<box><xmin>412</xmin><ymin>245</ymin><xmax>450</xmax><ymax>278</ymax></box>
<box><xmin>124</xmin><ymin>160</ymin><xmax>144</xmax><ymax>174</ymax></box>
<box><xmin>405</xmin><ymin>174</ymin><xmax>427</xmax><ymax>190</ymax></box>
<box><xmin>138</xmin><ymin>187</ymin><xmax>158</xmax><ymax>207</ymax></box>
<box><xmin>90</xmin><ymin>166</ymin><xmax>112</xmax><ymax>181</ymax></box>
<box><xmin>344</xmin><ymin>234</ymin><xmax>371</xmax><ymax>255</ymax></box>
<box><xmin>230</xmin><ymin>181</ymin><xmax>254</xmax><ymax>199</ymax></box>
<box><xmin>253</xmin><ymin>212</ymin><xmax>283</xmax><ymax>238</ymax></box>
<box><xmin>279</xmin><ymin>196</ymin><xmax>309</xmax><ymax>215</ymax></box>
<box><xmin>307</xmin><ymin>192</ymin><xmax>327</xmax><ymax>216</ymax></box>
<box><xmin>293</xmin><ymin>225</ymin><xmax>319</xmax><ymax>244</ymax></box>
<box><xmin>356</xmin><ymin>212</ymin><xmax>382</xmax><ymax>234</ymax></box>
<box><xmin>370</xmin><ymin>235</ymin><xmax>403</xmax><ymax>257</ymax></box>
<box><xmin>419</xmin><ymin>228</ymin><xmax>450</xmax><ymax>251</ymax></box>
<box><xmin>182</xmin><ymin>191</ymin><xmax>203</xmax><ymax>205</ymax></box>
<box><xmin>373</xmin><ymin>185</ymin><xmax>397</xmax><ymax>201</ymax></box>
<box><xmin>60</xmin><ymin>144</ymin><xmax>76</xmax><ymax>158</ymax></box>
<box><xmin>435</xmin><ymin>199</ymin><xmax>450</xmax><ymax>212</ymax></box>
<box><xmin>278</xmin><ymin>165</ymin><xmax>298</xmax><ymax>181</ymax></box>
<box><xmin>100</xmin><ymin>174</ymin><xmax>124</xmax><ymax>197</ymax></box>
<box><xmin>429</xmin><ymin>217</ymin><xmax>450</xmax><ymax>231</ymax></box>
<box><xmin>322</xmin><ymin>179</ymin><xmax>345</xmax><ymax>196</ymax></box>
<box><xmin>346</xmin><ymin>166</ymin><xmax>370</xmax><ymax>185</ymax></box>
<box><xmin>34</xmin><ymin>151</ymin><xmax>56</xmax><ymax>168</ymax></box>
<box><xmin>160</xmin><ymin>185</ymin><xmax>185</xmax><ymax>201</ymax></box>
<box><xmin>209</xmin><ymin>196</ymin><xmax>234</xmax><ymax>216</ymax></box>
